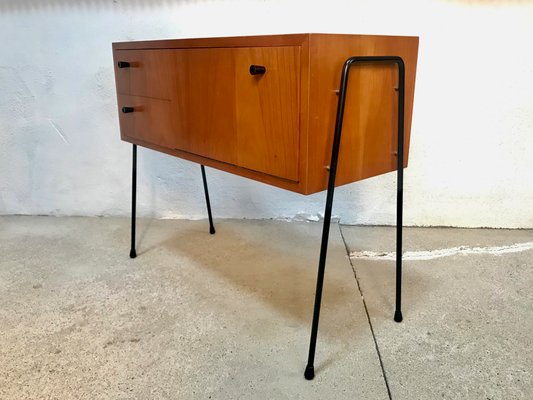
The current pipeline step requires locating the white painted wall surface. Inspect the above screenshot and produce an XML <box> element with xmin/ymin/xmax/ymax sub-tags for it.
<box><xmin>0</xmin><ymin>0</ymin><xmax>532</xmax><ymax>228</ymax></box>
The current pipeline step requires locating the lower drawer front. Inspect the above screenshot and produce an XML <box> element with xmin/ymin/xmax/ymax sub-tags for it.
<box><xmin>118</xmin><ymin>94</ymin><xmax>176</xmax><ymax>149</ymax></box>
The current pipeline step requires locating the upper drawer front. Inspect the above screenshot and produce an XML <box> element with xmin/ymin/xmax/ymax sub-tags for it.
<box><xmin>113</xmin><ymin>50</ymin><xmax>174</xmax><ymax>99</ymax></box>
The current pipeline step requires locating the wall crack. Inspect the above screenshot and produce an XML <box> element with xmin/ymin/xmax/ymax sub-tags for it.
<box><xmin>48</xmin><ymin>119</ymin><xmax>69</xmax><ymax>145</ymax></box>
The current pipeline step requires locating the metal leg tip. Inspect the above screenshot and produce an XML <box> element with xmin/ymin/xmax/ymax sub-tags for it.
<box><xmin>394</xmin><ymin>310</ymin><xmax>403</xmax><ymax>323</ymax></box>
<box><xmin>129</xmin><ymin>249</ymin><xmax>137</xmax><ymax>259</ymax></box>
<box><xmin>304</xmin><ymin>365</ymin><xmax>315</xmax><ymax>380</ymax></box>
<box><xmin>209</xmin><ymin>226</ymin><xmax>216</xmax><ymax>235</ymax></box>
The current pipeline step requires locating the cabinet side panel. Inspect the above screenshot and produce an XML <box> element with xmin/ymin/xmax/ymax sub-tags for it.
<box><xmin>307</xmin><ymin>34</ymin><xmax>418</xmax><ymax>194</ymax></box>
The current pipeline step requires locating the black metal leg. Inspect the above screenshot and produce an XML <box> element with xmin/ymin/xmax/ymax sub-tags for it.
<box><xmin>201</xmin><ymin>165</ymin><xmax>216</xmax><ymax>235</ymax></box>
<box><xmin>394</xmin><ymin>183</ymin><xmax>403</xmax><ymax>321</ymax></box>
<box><xmin>305</xmin><ymin>56</ymin><xmax>405</xmax><ymax>380</ymax></box>
<box><xmin>305</xmin><ymin>57</ymin><xmax>349</xmax><ymax>381</ymax></box>
<box><xmin>129</xmin><ymin>144</ymin><xmax>137</xmax><ymax>259</ymax></box>
<box><xmin>394</xmin><ymin>60</ymin><xmax>406</xmax><ymax>323</ymax></box>
<box><xmin>304</xmin><ymin>181</ymin><xmax>337</xmax><ymax>381</ymax></box>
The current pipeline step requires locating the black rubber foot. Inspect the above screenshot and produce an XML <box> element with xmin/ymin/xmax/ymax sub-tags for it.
<box><xmin>129</xmin><ymin>249</ymin><xmax>137</xmax><ymax>259</ymax></box>
<box><xmin>394</xmin><ymin>310</ymin><xmax>403</xmax><ymax>322</ymax></box>
<box><xmin>209</xmin><ymin>226</ymin><xmax>216</xmax><ymax>235</ymax></box>
<box><xmin>304</xmin><ymin>365</ymin><xmax>315</xmax><ymax>380</ymax></box>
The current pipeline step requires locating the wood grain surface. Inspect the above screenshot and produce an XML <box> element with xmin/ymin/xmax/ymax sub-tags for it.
<box><xmin>235</xmin><ymin>46</ymin><xmax>300</xmax><ymax>181</ymax></box>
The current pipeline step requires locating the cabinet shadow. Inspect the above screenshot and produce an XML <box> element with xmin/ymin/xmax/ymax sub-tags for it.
<box><xmin>148</xmin><ymin>219</ymin><xmax>424</xmax><ymax>342</ymax></box>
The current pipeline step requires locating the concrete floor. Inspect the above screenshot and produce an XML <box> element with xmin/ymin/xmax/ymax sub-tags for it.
<box><xmin>0</xmin><ymin>216</ymin><xmax>531</xmax><ymax>399</ymax></box>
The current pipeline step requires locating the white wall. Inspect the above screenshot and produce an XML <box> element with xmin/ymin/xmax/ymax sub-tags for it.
<box><xmin>0</xmin><ymin>0</ymin><xmax>532</xmax><ymax>228</ymax></box>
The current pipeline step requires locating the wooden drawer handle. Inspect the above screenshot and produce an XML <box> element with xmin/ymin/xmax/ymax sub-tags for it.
<box><xmin>122</xmin><ymin>106</ymin><xmax>135</xmax><ymax>113</ymax></box>
<box><xmin>117</xmin><ymin>61</ymin><xmax>130</xmax><ymax>68</ymax></box>
<box><xmin>249</xmin><ymin>65</ymin><xmax>266</xmax><ymax>75</ymax></box>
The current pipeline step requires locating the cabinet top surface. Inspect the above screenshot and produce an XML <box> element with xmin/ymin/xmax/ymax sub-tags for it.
<box><xmin>112</xmin><ymin>33</ymin><xmax>419</xmax><ymax>50</ymax></box>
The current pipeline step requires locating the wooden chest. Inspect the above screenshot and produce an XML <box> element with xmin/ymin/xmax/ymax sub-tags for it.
<box><xmin>112</xmin><ymin>34</ymin><xmax>418</xmax><ymax>194</ymax></box>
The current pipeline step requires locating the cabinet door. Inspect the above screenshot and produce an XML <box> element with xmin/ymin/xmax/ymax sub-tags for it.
<box><xmin>235</xmin><ymin>47</ymin><xmax>300</xmax><ymax>182</ymax></box>
<box><xmin>173</xmin><ymin>49</ymin><xmax>237</xmax><ymax>165</ymax></box>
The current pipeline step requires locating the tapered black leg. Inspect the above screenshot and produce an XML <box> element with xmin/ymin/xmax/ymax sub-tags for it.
<box><xmin>394</xmin><ymin>60</ymin><xmax>406</xmax><ymax>323</ymax></box>
<box><xmin>201</xmin><ymin>165</ymin><xmax>216</xmax><ymax>234</ymax></box>
<box><xmin>305</xmin><ymin>184</ymin><xmax>337</xmax><ymax>381</ymax></box>
<box><xmin>129</xmin><ymin>144</ymin><xmax>137</xmax><ymax>259</ymax></box>
<box><xmin>394</xmin><ymin>180</ymin><xmax>403</xmax><ymax>322</ymax></box>
<box><xmin>305</xmin><ymin>57</ymin><xmax>350</xmax><ymax>381</ymax></box>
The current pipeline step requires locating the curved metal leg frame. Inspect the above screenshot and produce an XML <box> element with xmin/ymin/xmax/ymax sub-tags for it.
<box><xmin>201</xmin><ymin>165</ymin><xmax>216</xmax><ymax>235</ymax></box>
<box><xmin>130</xmin><ymin>144</ymin><xmax>137</xmax><ymax>259</ymax></box>
<box><xmin>304</xmin><ymin>56</ymin><xmax>405</xmax><ymax>380</ymax></box>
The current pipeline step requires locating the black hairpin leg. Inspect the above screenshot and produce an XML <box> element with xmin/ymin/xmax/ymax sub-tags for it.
<box><xmin>304</xmin><ymin>56</ymin><xmax>405</xmax><ymax>380</ymax></box>
<box><xmin>130</xmin><ymin>144</ymin><xmax>137</xmax><ymax>259</ymax></box>
<box><xmin>394</xmin><ymin>67</ymin><xmax>405</xmax><ymax>322</ymax></box>
<box><xmin>201</xmin><ymin>165</ymin><xmax>216</xmax><ymax>235</ymax></box>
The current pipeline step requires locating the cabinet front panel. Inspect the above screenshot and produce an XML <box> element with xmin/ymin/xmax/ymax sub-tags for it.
<box><xmin>235</xmin><ymin>46</ymin><xmax>301</xmax><ymax>182</ymax></box>
<box><xmin>172</xmin><ymin>48</ymin><xmax>237</xmax><ymax>165</ymax></box>
<box><xmin>115</xmin><ymin>46</ymin><xmax>302</xmax><ymax>180</ymax></box>
<box><xmin>118</xmin><ymin>94</ymin><xmax>176</xmax><ymax>149</ymax></box>
<box><xmin>114</xmin><ymin>50</ymin><xmax>174</xmax><ymax>100</ymax></box>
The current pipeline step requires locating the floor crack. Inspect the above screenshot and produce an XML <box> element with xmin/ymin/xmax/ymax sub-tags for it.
<box><xmin>338</xmin><ymin>224</ymin><xmax>393</xmax><ymax>400</ymax></box>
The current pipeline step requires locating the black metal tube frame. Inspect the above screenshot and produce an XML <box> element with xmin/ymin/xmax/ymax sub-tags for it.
<box><xmin>127</xmin><ymin>56</ymin><xmax>405</xmax><ymax>381</ymax></box>
<box><xmin>304</xmin><ymin>56</ymin><xmax>405</xmax><ymax>380</ymax></box>
<box><xmin>129</xmin><ymin>148</ymin><xmax>216</xmax><ymax>257</ymax></box>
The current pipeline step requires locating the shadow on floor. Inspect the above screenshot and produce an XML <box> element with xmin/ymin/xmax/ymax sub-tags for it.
<box><xmin>137</xmin><ymin>219</ymin><xmax>428</xmax><ymax>343</ymax></box>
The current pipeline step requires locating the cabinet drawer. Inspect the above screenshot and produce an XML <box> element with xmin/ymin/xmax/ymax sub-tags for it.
<box><xmin>114</xmin><ymin>50</ymin><xmax>174</xmax><ymax>99</ymax></box>
<box><xmin>117</xmin><ymin>94</ymin><xmax>176</xmax><ymax>149</ymax></box>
